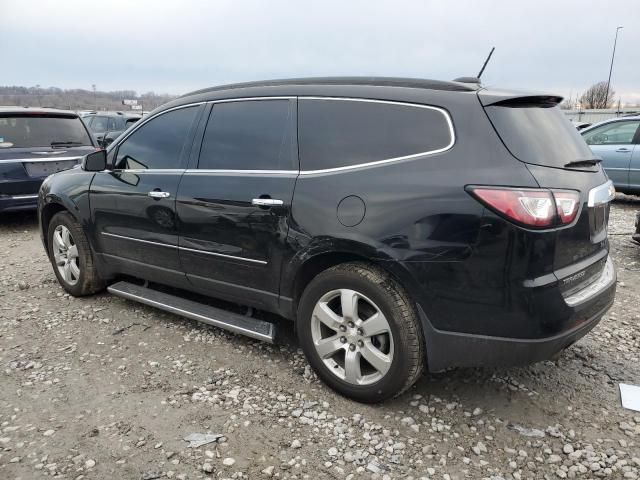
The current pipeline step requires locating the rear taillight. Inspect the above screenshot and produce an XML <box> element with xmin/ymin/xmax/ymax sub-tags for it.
<box><xmin>468</xmin><ymin>187</ymin><xmax>580</xmax><ymax>228</ymax></box>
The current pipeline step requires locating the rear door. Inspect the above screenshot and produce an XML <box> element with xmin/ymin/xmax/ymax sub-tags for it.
<box><xmin>90</xmin><ymin>105</ymin><xmax>202</xmax><ymax>287</ymax></box>
<box><xmin>176</xmin><ymin>98</ymin><xmax>298</xmax><ymax>311</ymax></box>
<box><xmin>582</xmin><ymin>120</ymin><xmax>640</xmax><ymax>190</ymax></box>
<box><xmin>479</xmin><ymin>93</ymin><xmax>613</xmax><ymax>282</ymax></box>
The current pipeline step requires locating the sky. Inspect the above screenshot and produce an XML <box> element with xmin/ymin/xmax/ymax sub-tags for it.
<box><xmin>1</xmin><ymin>0</ymin><xmax>638</xmax><ymax>104</ymax></box>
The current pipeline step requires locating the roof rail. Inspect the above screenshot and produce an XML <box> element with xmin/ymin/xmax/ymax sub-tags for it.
<box><xmin>453</xmin><ymin>77</ymin><xmax>482</xmax><ymax>84</ymax></box>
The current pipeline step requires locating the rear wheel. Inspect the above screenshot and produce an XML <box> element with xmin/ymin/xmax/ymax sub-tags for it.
<box><xmin>297</xmin><ymin>262</ymin><xmax>424</xmax><ymax>403</ymax></box>
<box><xmin>47</xmin><ymin>211</ymin><xmax>104</xmax><ymax>296</ymax></box>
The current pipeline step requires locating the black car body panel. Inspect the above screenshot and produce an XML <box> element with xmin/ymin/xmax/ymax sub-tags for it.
<box><xmin>38</xmin><ymin>77</ymin><xmax>616</xmax><ymax>371</ymax></box>
<box><xmin>1</xmin><ymin>108</ymin><xmax>96</xmax><ymax>212</ymax></box>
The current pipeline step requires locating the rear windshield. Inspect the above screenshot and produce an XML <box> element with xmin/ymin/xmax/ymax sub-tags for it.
<box><xmin>0</xmin><ymin>114</ymin><xmax>93</xmax><ymax>148</ymax></box>
<box><xmin>485</xmin><ymin>104</ymin><xmax>595</xmax><ymax>168</ymax></box>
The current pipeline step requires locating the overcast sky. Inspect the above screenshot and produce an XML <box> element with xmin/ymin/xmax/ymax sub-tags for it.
<box><xmin>1</xmin><ymin>0</ymin><xmax>638</xmax><ymax>103</ymax></box>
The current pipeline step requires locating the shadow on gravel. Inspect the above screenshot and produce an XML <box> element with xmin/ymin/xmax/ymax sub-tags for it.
<box><xmin>0</xmin><ymin>210</ymin><xmax>38</xmax><ymax>228</ymax></box>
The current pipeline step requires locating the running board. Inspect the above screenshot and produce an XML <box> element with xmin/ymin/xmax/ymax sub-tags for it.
<box><xmin>107</xmin><ymin>281</ymin><xmax>276</xmax><ymax>343</ymax></box>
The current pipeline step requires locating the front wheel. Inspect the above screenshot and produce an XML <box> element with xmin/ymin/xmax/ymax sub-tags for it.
<box><xmin>47</xmin><ymin>211</ymin><xmax>104</xmax><ymax>296</ymax></box>
<box><xmin>297</xmin><ymin>263</ymin><xmax>424</xmax><ymax>403</ymax></box>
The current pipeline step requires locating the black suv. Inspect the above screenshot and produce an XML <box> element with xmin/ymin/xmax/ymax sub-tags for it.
<box><xmin>38</xmin><ymin>78</ymin><xmax>616</xmax><ymax>402</ymax></box>
<box><xmin>82</xmin><ymin>111</ymin><xmax>141</xmax><ymax>147</ymax></box>
<box><xmin>1</xmin><ymin>107</ymin><xmax>97</xmax><ymax>212</ymax></box>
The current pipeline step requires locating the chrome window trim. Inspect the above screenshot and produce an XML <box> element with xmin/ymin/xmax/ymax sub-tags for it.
<box><xmin>184</xmin><ymin>169</ymin><xmax>297</xmax><ymax>176</ymax></box>
<box><xmin>113</xmin><ymin>169</ymin><xmax>185</xmax><ymax>174</ymax></box>
<box><xmin>0</xmin><ymin>156</ymin><xmax>82</xmax><ymax>164</ymax></box>
<box><xmin>110</xmin><ymin>96</ymin><xmax>455</xmax><ymax>176</ymax></box>
<box><xmin>210</xmin><ymin>96</ymin><xmax>296</xmax><ymax>104</ymax></box>
<box><xmin>297</xmin><ymin>96</ymin><xmax>456</xmax><ymax>175</ymax></box>
<box><xmin>179</xmin><ymin>246</ymin><xmax>267</xmax><ymax>265</ymax></box>
<box><xmin>587</xmin><ymin>180</ymin><xmax>616</xmax><ymax>207</ymax></box>
<box><xmin>107</xmin><ymin>101</ymin><xmax>206</xmax><ymax>155</ymax></box>
<box><xmin>101</xmin><ymin>232</ymin><xmax>266</xmax><ymax>265</ymax></box>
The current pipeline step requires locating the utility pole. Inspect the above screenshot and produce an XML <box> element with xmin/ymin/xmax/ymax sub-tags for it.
<box><xmin>92</xmin><ymin>84</ymin><xmax>97</xmax><ymax>110</ymax></box>
<box><xmin>605</xmin><ymin>26</ymin><xmax>623</xmax><ymax>109</ymax></box>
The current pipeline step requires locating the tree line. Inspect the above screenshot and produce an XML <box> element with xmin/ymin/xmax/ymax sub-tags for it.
<box><xmin>0</xmin><ymin>85</ymin><xmax>176</xmax><ymax>112</ymax></box>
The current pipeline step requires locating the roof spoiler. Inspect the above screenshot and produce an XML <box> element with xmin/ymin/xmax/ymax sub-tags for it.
<box><xmin>478</xmin><ymin>90</ymin><xmax>563</xmax><ymax>107</ymax></box>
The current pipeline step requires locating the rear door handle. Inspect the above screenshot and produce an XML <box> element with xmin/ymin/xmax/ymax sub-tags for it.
<box><xmin>252</xmin><ymin>198</ymin><xmax>283</xmax><ymax>206</ymax></box>
<box><xmin>148</xmin><ymin>191</ymin><xmax>171</xmax><ymax>198</ymax></box>
<box><xmin>616</xmin><ymin>148</ymin><xmax>631</xmax><ymax>152</ymax></box>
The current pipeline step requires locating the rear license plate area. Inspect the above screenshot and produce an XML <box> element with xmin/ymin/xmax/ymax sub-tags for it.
<box><xmin>24</xmin><ymin>160</ymin><xmax>78</xmax><ymax>177</ymax></box>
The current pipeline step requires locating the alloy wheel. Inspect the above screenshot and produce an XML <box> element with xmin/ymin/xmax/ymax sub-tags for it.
<box><xmin>52</xmin><ymin>225</ymin><xmax>80</xmax><ymax>286</ymax></box>
<box><xmin>310</xmin><ymin>289</ymin><xmax>394</xmax><ymax>386</ymax></box>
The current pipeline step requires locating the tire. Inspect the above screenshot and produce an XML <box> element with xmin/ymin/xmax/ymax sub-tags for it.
<box><xmin>297</xmin><ymin>262</ymin><xmax>424</xmax><ymax>403</ymax></box>
<box><xmin>47</xmin><ymin>211</ymin><xmax>104</xmax><ymax>296</ymax></box>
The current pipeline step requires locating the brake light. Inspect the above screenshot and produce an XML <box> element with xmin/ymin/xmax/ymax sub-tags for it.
<box><xmin>552</xmin><ymin>190</ymin><xmax>580</xmax><ymax>224</ymax></box>
<box><xmin>468</xmin><ymin>187</ymin><xmax>580</xmax><ymax>228</ymax></box>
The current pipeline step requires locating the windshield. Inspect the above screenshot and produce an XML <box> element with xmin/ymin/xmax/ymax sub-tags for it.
<box><xmin>485</xmin><ymin>104</ymin><xmax>595</xmax><ymax>168</ymax></box>
<box><xmin>0</xmin><ymin>114</ymin><xmax>93</xmax><ymax>148</ymax></box>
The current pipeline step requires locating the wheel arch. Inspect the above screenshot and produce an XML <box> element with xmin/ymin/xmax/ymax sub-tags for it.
<box><xmin>40</xmin><ymin>200</ymin><xmax>79</xmax><ymax>251</ymax></box>
<box><xmin>286</xmin><ymin>245</ymin><xmax>422</xmax><ymax>320</ymax></box>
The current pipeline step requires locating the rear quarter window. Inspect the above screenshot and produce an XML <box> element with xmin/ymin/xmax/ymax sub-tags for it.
<box><xmin>298</xmin><ymin>98</ymin><xmax>453</xmax><ymax>171</ymax></box>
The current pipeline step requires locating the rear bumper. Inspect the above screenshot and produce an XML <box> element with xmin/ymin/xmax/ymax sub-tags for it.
<box><xmin>420</xmin><ymin>257</ymin><xmax>616</xmax><ymax>371</ymax></box>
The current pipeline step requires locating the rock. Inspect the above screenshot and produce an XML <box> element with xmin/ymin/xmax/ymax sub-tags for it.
<box><xmin>261</xmin><ymin>465</ymin><xmax>275</xmax><ymax>476</ymax></box>
<box><xmin>85</xmin><ymin>459</ymin><xmax>96</xmax><ymax>468</ymax></box>
<box><xmin>202</xmin><ymin>462</ymin><xmax>214</xmax><ymax>473</ymax></box>
<box><xmin>328</xmin><ymin>447</ymin><xmax>339</xmax><ymax>457</ymax></box>
<box><xmin>548</xmin><ymin>454</ymin><xmax>562</xmax><ymax>464</ymax></box>
<box><xmin>563</xmin><ymin>444</ymin><xmax>574</xmax><ymax>454</ymax></box>
<box><xmin>43</xmin><ymin>429</ymin><xmax>55</xmax><ymax>436</ymax></box>
<box><xmin>291</xmin><ymin>439</ymin><xmax>302</xmax><ymax>448</ymax></box>
<box><xmin>222</xmin><ymin>457</ymin><xmax>236</xmax><ymax>466</ymax></box>
<box><xmin>472</xmin><ymin>442</ymin><xmax>488</xmax><ymax>455</ymax></box>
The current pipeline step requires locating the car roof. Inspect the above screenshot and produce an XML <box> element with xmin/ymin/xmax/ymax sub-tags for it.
<box><xmin>580</xmin><ymin>115</ymin><xmax>640</xmax><ymax>133</ymax></box>
<box><xmin>181</xmin><ymin>77</ymin><xmax>479</xmax><ymax>100</ymax></box>
<box><xmin>0</xmin><ymin>106</ymin><xmax>80</xmax><ymax>117</ymax></box>
<box><xmin>83</xmin><ymin>111</ymin><xmax>142</xmax><ymax>119</ymax></box>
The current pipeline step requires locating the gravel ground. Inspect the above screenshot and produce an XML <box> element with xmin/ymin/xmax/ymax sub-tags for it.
<box><xmin>1</xmin><ymin>197</ymin><xmax>639</xmax><ymax>480</ymax></box>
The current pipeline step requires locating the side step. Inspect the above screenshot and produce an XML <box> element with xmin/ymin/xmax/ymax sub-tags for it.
<box><xmin>107</xmin><ymin>281</ymin><xmax>276</xmax><ymax>343</ymax></box>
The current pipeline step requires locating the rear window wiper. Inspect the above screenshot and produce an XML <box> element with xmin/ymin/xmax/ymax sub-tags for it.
<box><xmin>51</xmin><ymin>141</ymin><xmax>84</xmax><ymax>147</ymax></box>
<box><xmin>564</xmin><ymin>159</ymin><xmax>602</xmax><ymax>168</ymax></box>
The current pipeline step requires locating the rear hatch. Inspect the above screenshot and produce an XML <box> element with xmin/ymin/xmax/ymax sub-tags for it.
<box><xmin>0</xmin><ymin>112</ymin><xmax>95</xmax><ymax>192</ymax></box>
<box><xmin>479</xmin><ymin>91</ymin><xmax>613</xmax><ymax>291</ymax></box>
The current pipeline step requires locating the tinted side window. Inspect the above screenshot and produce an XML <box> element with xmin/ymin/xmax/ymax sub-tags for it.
<box><xmin>198</xmin><ymin>100</ymin><xmax>295</xmax><ymax>170</ymax></box>
<box><xmin>299</xmin><ymin>99</ymin><xmax>452</xmax><ymax>171</ymax></box>
<box><xmin>108</xmin><ymin>117</ymin><xmax>118</xmax><ymax>131</ymax></box>
<box><xmin>115</xmin><ymin>106</ymin><xmax>198</xmax><ymax>170</ymax></box>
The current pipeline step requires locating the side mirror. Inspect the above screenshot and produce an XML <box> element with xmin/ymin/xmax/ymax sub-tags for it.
<box><xmin>82</xmin><ymin>150</ymin><xmax>107</xmax><ymax>172</ymax></box>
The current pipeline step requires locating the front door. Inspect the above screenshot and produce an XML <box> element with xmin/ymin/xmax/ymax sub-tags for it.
<box><xmin>176</xmin><ymin>98</ymin><xmax>298</xmax><ymax>311</ymax></box>
<box><xmin>583</xmin><ymin>119</ymin><xmax>640</xmax><ymax>191</ymax></box>
<box><xmin>90</xmin><ymin>105</ymin><xmax>202</xmax><ymax>287</ymax></box>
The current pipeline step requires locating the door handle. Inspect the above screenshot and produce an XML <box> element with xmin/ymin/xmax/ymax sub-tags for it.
<box><xmin>148</xmin><ymin>191</ymin><xmax>171</xmax><ymax>198</ymax></box>
<box><xmin>252</xmin><ymin>198</ymin><xmax>283</xmax><ymax>206</ymax></box>
<box><xmin>616</xmin><ymin>148</ymin><xmax>631</xmax><ymax>152</ymax></box>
